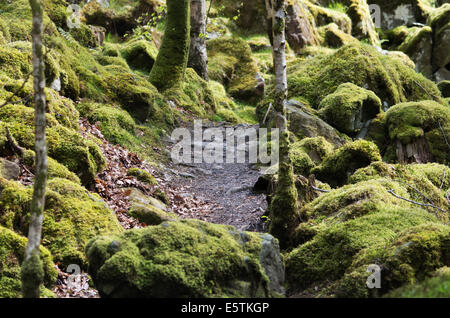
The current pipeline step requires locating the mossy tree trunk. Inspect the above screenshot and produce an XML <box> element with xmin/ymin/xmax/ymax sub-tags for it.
<box><xmin>149</xmin><ymin>0</ymin><xmax>190</xmax><ymax>91</ymax></box>
<box><xmin>268</xmin><ymin>0</ymin><xmax>299</xmax><ymax>249</ymax></box>
<box><xmin>21</xmin><ymin>0</ymin><xmax>48</xmax><ymax>298</ymax></box>
<box><xmin>188</xmin><ymin>0</ymin><xmax>208</xmax><ymax>81</ymax></box>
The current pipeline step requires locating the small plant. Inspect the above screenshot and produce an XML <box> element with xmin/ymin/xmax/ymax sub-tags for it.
<box><xmin>327</xmin><ymin>1</ymin><xmax>348</xmax><ymax>13</ymax></box>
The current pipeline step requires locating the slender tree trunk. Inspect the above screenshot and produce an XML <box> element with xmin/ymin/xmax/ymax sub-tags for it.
<box><xmin>149</xmin><ymin>0</ymin><xmax>191</xmax><ymax>91</ymax></box>
<box><xmin>268</xmin><ymin>0</ymin><xmax>298</xmax><ymax>249</ymax></box>
<box><xmin>188</xmin><ymin>0</ymin><xmax>208</xmax><ymax>81</ymax></box>
<box><xmin>21</xmin><ymin>0</ymin><xmax>48</xmax><ymax>298</ymax></box>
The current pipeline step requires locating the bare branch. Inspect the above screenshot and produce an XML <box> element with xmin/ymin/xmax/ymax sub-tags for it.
<box><xmin>387</xmin><ymin>189</ymin><xmax>446</xmax><ymax>213</ymax></box>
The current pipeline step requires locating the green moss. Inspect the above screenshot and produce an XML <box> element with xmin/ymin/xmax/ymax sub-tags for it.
<box><xmin>311</xmin><ymin>140</ymin><xmax>382</xmax><ymax>187</ymax></box>
<box><xmin>69</xmin><ymin>24</ymin><xmax>95</xmax><ymax>48</ymax></box>
<box><xmin>386</xmin><ymin>267</ymin><xmax>450</xmax><ymax>298</ymax></box>
<box><xmin>85</xmin><ymin>219</ymin><xmax>282</xmax><ymax>297</ymax></box>
<box><xmin>0</xmin><ymin>225</ymin><xmax>57</xmax><ymax>298</ymax></box>
<box><xmin>318</xmin><ymin>83</ymin><xmax>382</xmax><ymax>135</ymax></box>
<box><xmin>285</xmin><ymin>44</ymin><xmax>443</xmax><ymax>109</ymax></box>
<box><xmin>286</xmin><ymin>206</ymin><xmax>439</xmax><ymax>293</ymax></box>
<box><xmin>0</xmin><ymin>104</ymin><xmax>105</xmax><ymax>187</ymax></box>
<box><xmin>322</xmin><ymin>23</ymin><xmax>358</xmax><ymax>48</ymax></box>
<box><xmin>22</xmin><ymin>149</ymin><xmax>80</xmax><ymax>184</ymax></box>
<box><xmin>336</xmin><ymin>223</ymin><xmax>449</xmax><ymax>297</ymax></box>
<box><xmin>0</xmin><ymin>45</ymin><xmax>32</xmax><ymax>79</ymax></box>
<box><xmin>207</xmin><ymin>37</ymin><xmax>261</xmax><ymax>104</ymax></box>
<box><xmin>149</xmin><ymin>0</ymin><xmax>190</xmax><ymax>91</ymax></box>
<box><xmin>290</xmin><ymin>137</ymin><xmax>334</xmax><ymax>176</ymax></box>
<box><xmin>0</xmin><ymin>177</ymin><xmax>122</xmax><ymax>268</ymax></box>
<box><xmin>120</xmin><ymin>39</ymin><xmax>158</xmax><ymax>72</ymax></box>
<box><xmin>127</xmin><ymin>168</ymin><xmax>157</xmax><ymax>185</ymax></box>
<box><xmin>384</xmin><ymin>100</ymin><xmax>450</xmax><ymax>163</ymax></box>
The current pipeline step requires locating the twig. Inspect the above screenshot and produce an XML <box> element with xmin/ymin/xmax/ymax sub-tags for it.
<box><xmin>205</xmin><ymin>0</ymin><xmax>214</xmax><ymax>27</ymax></box>
<box><xmin>311</xmin><ymin>185</ymin><xmax>330</xmax><ymax>193</ymax></box>
<box><xmin>387</xmin><ymin>189</ymin><xmax>446</xmax><ymax>213</ymax></box>
<box><xmin>396</xmin><ymin>180</ymin><xmax>434</xmax><ymax>205</ymax></box>
<box><xmin>414</xmin><ymin>79</ymin><xmax>439</xmax><ymax>101</ymax></box>
<box><xmin>440</xmin><ymin>170</ymin><xmax>446</xmax><ymax>190</ymax></box>
<box><xmin>262</xmin><ymin>102</ymin><xmax>272</xmax><ymax>124</ymax></box>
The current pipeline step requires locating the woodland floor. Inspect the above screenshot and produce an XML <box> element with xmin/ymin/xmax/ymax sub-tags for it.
<box><xmin>49</xmin><ymin>118</ymin><xmax>268</xmax><ymax>297</ymax></box>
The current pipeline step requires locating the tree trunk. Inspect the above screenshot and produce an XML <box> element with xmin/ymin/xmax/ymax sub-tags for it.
<box><xmin>188</xmin><ymin>0</ymin><xmax>208</xmax><ymax>81</ymax></box>
<box><xmin>21</xmin><ymin>0</ymin><xmax>48</xmax><ymax>298</ymax></box>
<box><xmin>268</xmin><ymin>0</ymin><xmax>299</xmax><ymax>249</ymax></box>
<box><xmin>149</xmin><ymin>0</ymin><xmax>191</xmax><ymax>91</ymax></box>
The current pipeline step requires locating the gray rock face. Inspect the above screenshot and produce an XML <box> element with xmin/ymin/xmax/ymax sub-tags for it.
<box><xmin>368</xmin><ymin>0</ymin><xmax>429</xmax><ymax>29</ymax></box>
<box><xmin>286</xmin><ymin>1</ymin><xmax>320</xmax><ymax>52</ymax></box>
<box><xmin>0</xmin><ymin>159</ymin><xmax>20</xmax><ymax>181</ymax></box>
<box><xmin>259</xmin><ymin>233</ymin><xmax>285</xmax><ymax>294</ymax></box>
<box><xmin>286</xmin><ymin>100</ymin><xmax>345</xmax><ymax>147</ymax></box>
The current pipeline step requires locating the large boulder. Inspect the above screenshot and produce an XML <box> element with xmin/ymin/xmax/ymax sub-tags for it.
<box><xmin>0</xmin><ymin>177</ymin><xmax>122</xmax><ymax>268</ymax></box>
<box><xmin>383</xmin><ymin>100</ymin><xmax>450</xmax><ymax>164</ymax></box>
<box><xmin>286</xmin><ymin>0</ymin><xmax>320</xmax><ymax>52</ymax></box>
<box><xmin>0</xmin><ymin>226</ymin><xmax>57</xmax><ymax>298</ymax></box>
<box><xmin>368</xmin><ymin>0</ymin><xmax>434</xmax><ymax>29</ymax></box>
<box><xmin>286</xmin><ymin>44</ymin><xmax>444</xmax><ymax>109</ymax></box>
<box><xmin>311</xmin><ymin>140</ymin><xmax>382</xmax><ymax>187</ymax></box>
<box><xmin>86</xmin><ymin>219</ymin><xmax>285</xmax><ymax>297</ymax></box>
<box><xmin>318</xmin><ymin>83</ymin><xmax>382</xmax><ymax>135</ymax></box>
<box><xmin>428</xmin><ymin>4</ymin><xmax>450</xmax><ymax>81</ymax></box>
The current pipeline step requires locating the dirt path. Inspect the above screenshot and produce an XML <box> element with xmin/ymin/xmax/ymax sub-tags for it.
<box><xmin>162</xmin><ymin>121</ymin><xmax>268</xmax><ymax>231</ymax></box>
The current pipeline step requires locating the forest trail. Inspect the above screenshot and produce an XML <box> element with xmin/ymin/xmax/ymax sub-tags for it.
<box><xmin>162</xmin><ymin>121</ymin><xmax>268</xmax><ymax>231</ymax></box>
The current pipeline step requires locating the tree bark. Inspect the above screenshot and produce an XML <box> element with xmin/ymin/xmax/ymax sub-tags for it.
<box><xmin>149</xmin><ymin>0</ymin><xmax>191</xmax><ymax>91</ymax></box>
<box><xmin>268</xmin><ymin>0</ymin><xmax>299</xmax><ymax>249</ymax></box>
<box><xmin>188</xmin><ymin>0</ymin><xmax>208</xmax><ymax>81</ymax></box>
<box><xmin>21</xmin><ymin>0</ymin><xmax>48</xmax><ymax>298</ymax></box>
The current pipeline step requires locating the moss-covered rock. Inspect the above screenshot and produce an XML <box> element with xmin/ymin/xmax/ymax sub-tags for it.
<box><xmin>0</xmin><ymin>177</ymin><xmax>122</xmax><ymax>268</ymax></box>
<box><xmin>120</xmin><ymin>39</ymin><xmax>158</xmax><ymax>72</ymax></box>
<box><xmin>322</xmin><ymin>23</ymin><xmax>359</xmax><ymax>48</ymax></box>
<box><xmin>318</xmin><ymin>83</ymin><xmax>382</xmax><ymax>135</ymax></box>
<box><xmin>0</xmin><ymin>105</ymin><xmax>105</xmax><ymax>187</ymax></box>
<box><xmin>311</xmin><ymin>140</ymin><xmax>382</xmax><ymax>187</ymax></box>
<box><xmin>286</xmin><ymin>206</ymin><xmax>441</xmax><ymax>295</ymax></box>
<box><xmin>126</xmin><ymin>188</ymin><xmax>177</xmax><ymax>225</ymax></box>
<box><xmin>207</xmin><ymin>37</ymin><xmax>261</xmax><ymax>104</ymax></box>
<box><xmin>86</xmin><ymin>219</ymin><xmax>285</xmax><ymax>297</ymax></box>
<box><xmin>397</xmin><ymin>26</ymin><xmax>433</xmax><ymax>78</ymax></box>
<box><xmin>291</xmin><ymin>136</ymin><xmax>334</xmax><ymax>176</ymax></box>
<box><xmin>428</xmin><ymin>4</ymin><xmax>450</xmax><ymax>80</ymax></box>
<box><xmin>0</xmin><ymin>225</ymin><xmax>57</xmax><ymax>298</ymax></box>
<box><xmin>385</xmin><ymin>266</ymin><xmax>450</xmax><ymax>298</ymax></box>
<box><xmin>127</xmin><ymin>168</ymin><xmax>157</xmax><ymax>185</ymax></box>
<box><xmin>384</xmin><ymin>100</ymin><xmax>450</xmax><ymax>164</ymax></box>
<box><xmin>335</xmin><ymin>223</ymin><xmax>449</xmax><ymax>297</ymax></box>
<box><xmin>437</xmin><ymin>80</ymin><xmax>450</xmax><ymax>98</ymax></box>
<box><xmin>286</xmin><ymin>44</ymin><xmax>443</xmax><ymax>109</ymax></box>
<box><xmin>306</xmin><ymin>1</ymin><xmax>352</xmax><ymax>34</ymax></box>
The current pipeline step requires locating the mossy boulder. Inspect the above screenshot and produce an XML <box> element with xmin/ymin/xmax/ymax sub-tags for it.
<box><xmin>286</xmin><ymin>206</ymin><xmax>442</xmax><ymax>295</ymax></box>
<box><xmin>0</xmin><ymin>104</ymin><xmax>105</xmax><ymax>187</ymax></box>
<box><xmin>120</xmin><ymin>39</ymin><xmax>158</xmax><ymax>72</ymax></box>
<box><xmin>207</xmin><ymin>37</ymin><xmax>261</xmax><ymax>104</ymax></box>
<box><xmin>385</xmin><ymin>266</ymin><xmax>450</xmax><ymax>298</ymax></box>
<box><xmin>127</xmin><ymin>168</ymin><xmax>157</xmax><ymax>185</ymax></box>
<box><xmin>0</xmin><ymin>225</ymin><xmax>57</xmax><ymax>298</ymax></box>
<box><xmin>318</xmin><ymin>83</ymin><xmax>382</xmax><ymax>135</ymax></box>
<box><xmin>86</xmin><ymin>219</ymin><xmax>285</xmax><ymax>297</ymax></box>
<box><xmin>286</xmin><ymin>44</ymin><xmax>443</xmax><ymax>109</ymax></box>
<box><xmin>126</xmin><ymin>188</ymin><xmax>177</xmax><ymax>225</ymax></box>
<box><xmin>311</xmin><ymin>140</ymin><xmax>382</xmax><ymax>187</ymax></box>
<box><xmin>428</xmin><ymin>4</ymin><xmax>450</xmax><ymax>80</ymax></box>
<box><xmin>306</xmin><ymin>1</ymin><xmax>352</xmax><ymax>34</ymax></box>
<box><xmin>397</xmin><ymin>26</ymin><xmax>433</xmax><ymax>78</ymax></box>
<box><xmin>0</xmin><ymin>177</ymin><xmax>122</xmax><ymax>268</ymax></box>
<box><xmin>0</xmin><ymin>159</ymin><xmax>20</xmax><ymax>181</ymax></box>
<box><xmin>291</xmin><ymin>137</ymin><xmax>334</xmax><ymax>176</ymax></box>
<box><xmin>384</xmin><ymin>100</ymin><xmax>450</xmax><ymax>164</ymax></box>
<box><xmin>285</xmin><ymin>0</ymin><xmax>320</xmax><ymax>52</ymax></box>
<box><xmin>335</xmin><ymin>223</ymin><xmax>450</xmax><ymax>297</ymax></box>
<box><xmin>437</xmin><ymin>80</ymin><xmax>450</xmax><ymax>98</ymax></box>
<box><xmin>322</xmin><ymin>23</ymin><xmax>359</xmax><ymax>48</ymax></box>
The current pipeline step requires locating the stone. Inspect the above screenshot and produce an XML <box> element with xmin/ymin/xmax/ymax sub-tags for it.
<box><xmin>0</xmin><ymin>158</ymin><xmax>20</xmax><ymax>180</ymax></box>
